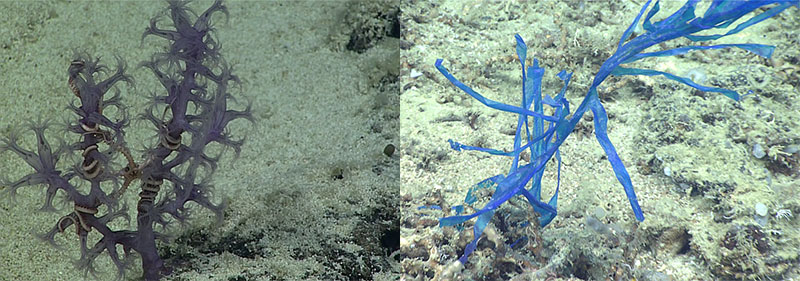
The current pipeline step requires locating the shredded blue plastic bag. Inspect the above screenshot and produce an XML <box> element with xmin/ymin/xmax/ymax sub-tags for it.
<box><xmin>434</xmin><ymin>0</ymin><xmax>797</xmax><ymax>264</ymax></box>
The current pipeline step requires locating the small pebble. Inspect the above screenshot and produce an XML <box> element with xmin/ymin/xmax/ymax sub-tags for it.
<box><xmin>384</xmin><ymin>144</ymin><xmax>395</xmax><ymax>157</ymax></box>
<box><xmin>593</xmin><ymin>207</ymin><xmax>606</xmax><ymax>220</ymax></box>
<box><xmin>752</xmin><ymin>143</ymin><xmax>766</xmax><ymax>159</ymax></box>
<box><xmin>755</xmin><ymin>202</ymin><xmax>768</xmax><ymax>216</ymax></box>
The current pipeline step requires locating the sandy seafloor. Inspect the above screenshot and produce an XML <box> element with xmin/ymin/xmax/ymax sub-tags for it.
<box><xmin>0</xmin><ymin>1</ymin><xmax>399</xmax><ymax>281</ymax></box>
<box><xmin>400</xmin><ymin>1</ymin><xmax>800</xmax><ymax>281</ymax></box>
